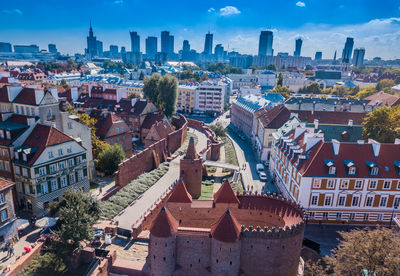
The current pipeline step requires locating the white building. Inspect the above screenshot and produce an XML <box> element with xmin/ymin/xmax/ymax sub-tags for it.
<box><xmin>255</xmin><ymin>71</ymin><xmax>276</xmax><ymax>90</ymax></box>
<box><xmin>227</xmin><ymin>74</ymin><xmax>257</xmax><ymax>90</ymax></box>
<box><xmin>281</xmin><ymin>72</ymin><xmax>309</xmax><ymax>93</ymax></box>
<box><xmin>195</xmin><ymin>82</ymin><xmax>226</xmax><ymax>114</ymax></box>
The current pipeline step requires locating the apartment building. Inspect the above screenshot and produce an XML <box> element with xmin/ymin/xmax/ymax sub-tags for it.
<box><xmin>13</xmin><ymin>124</ymin><xmax>89</xmax><ymax>215</ymax></box>
<box><xmin>177</xmin><ymin>84</ymin><xmax>197</xmax><ymax>113</ymax></box>
<box><xmin>271</xmin><ymin>126</ymin><xmax>400</xmax><ymax>224</ymax></box>
<box><xmin>0</xmin><ymin>178</ymin><xmax>17</xmax><ymax>244</ymax></box>
<box><xmin>195</xmin><ymin>82</ymin><xmax>226</xmax><ymax>115</ymax></box>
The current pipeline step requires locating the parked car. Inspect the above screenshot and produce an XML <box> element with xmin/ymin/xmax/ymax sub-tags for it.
<box><xmin>259</xmin><ymin>172</ymin><xmax>267</xmax><ymax>182</ymax></box>
<box><xmin>256</xmin><ymin>163</ymin><xmax>265</xmax><ymax>173</ymax></box>
<box><xmin>263</xmin><ymin>161</ymin><xmax>270</xmax><ymax>168</ymax></box>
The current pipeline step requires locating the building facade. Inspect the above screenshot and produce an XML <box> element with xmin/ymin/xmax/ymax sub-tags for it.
<box><xmin>177</xmin><ymin>85</ymin><xmax>197</xmax><ymax>113</ymax></box>
<box><xmin>195</xmin><ymin>82</ymin><xmax>226</xmax><ymax>115</ymax></box>
<box><xmin>0</xmin><ymin>178</ymin><xmax>17</xmax><ymax>244</ymax></box>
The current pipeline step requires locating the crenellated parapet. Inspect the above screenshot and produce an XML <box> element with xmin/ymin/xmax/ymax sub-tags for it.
<box><xmin>240</xmin><ymin>220</ymin><xmax>305</xmax><ymax>239</ymax></box>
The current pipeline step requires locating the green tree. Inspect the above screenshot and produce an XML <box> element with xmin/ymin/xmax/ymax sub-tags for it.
<box><xmin>77</xmin><ymin>113</ymin><xmax>109</xmax><ymax>158</ymax></box>
<box><xmin>143</xmin><ymin>73</ymin><xmax>162</xmax><ymax>107</ymax></box>
<box><xmin>376</xmin><ymin>78</ymin><xmax>395</xmax><ymax>92</ymax></box>
<box><xmin>304</xmin><ymin>82</ymin><xmax>322</xmax><ymax>94</ymax></box>
<box><xmin>362</xmin><ymin>105</ymin><xmax>400</xmax><ymax>143</ymax></box>
<box><xmin>325</xmin><ymin>228</ymin><xmax>400</xmax><ymax>276</ymax></box>
<box><xmin>266</xmin><ymin>64</ymin><xmax>277</xmax><ymax>71</ymax></box>
<box><xmin>96</xmin><ymin>144</ymin><xmax>126</xmax><ymax>175</ymax></box>
<box><xmin>209</xmin><ymin>122</ymin><xmax>226</xmax><ymax>137</ymax></box>
<box><xmin>20</xmin><ymin>251</ymin><xmax>68</xmax><ymax>276</ymax></box>
<box><xmin>271</xmin><ymin>85</ymin><xmax>292</xmax><ymax>99</ymax></box>
<box><xmin>395</xmin><ymin>75</ymin><xmax>400</xmax><ymax>85</ymax></box>
<box><xmin>65</xmin><ymin>103</ymin><xmax>75</xmax><ymax>115</ymax></box>
<box><xmin>277</xmin><ymin>73</ymin><xmax>283</xmax><ymax>86</ymax></box>
<box><xmin>332</xmin><ymin>85</ymin><xmax>348</xmax><ymax>97</ymax></box>
<box><xmin>355</xmin><ymin>84</ymin><xmax>377</xmax><ymax>99</ymax></box>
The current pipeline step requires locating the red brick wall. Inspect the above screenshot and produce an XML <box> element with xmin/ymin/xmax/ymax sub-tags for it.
<box><xmin>114</xmin><ymin>115</ymin><xmax>187</xmax><ymax>188</ymax></box>
<box><xmin>180</xmin><ymin>158</ymin><xmax>203</xmax><ymax>198</ymax></box>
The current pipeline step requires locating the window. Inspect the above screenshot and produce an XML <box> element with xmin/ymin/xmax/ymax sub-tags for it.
<box><xmin>31</xmin><ymin>107</ymin><xmax>34</xmax><ymax>116</ymax></box>
<box><xmin>0</xmin><ymin>193</ymin><xmax>4</xmax><ymax>204</ymax></box>
<box><xmin>67</xmin><ymin>147</ymin><xmax>72</xmax><ymax>153</ymax></box>
<box><xmin>14</xmin><ymin>152</ymin><xmax>18</xmax><ymax>159</ymax></box>
<box><xmin>68</xmin><ymin>122</ymin><xmax>73</xmax><ymax>129</ymax></box>
<box><xmin>60</xmin><ymin>176</ymin><xmax>67</xmax><ymax>187</ymax></box>
<box><xmin>327</xmin><ymin>179</ymin><xmax>335</xmax><ymax>189</ymax></box>
<box><xmin>397</xmin><ymin>181</ymin><xmax>400</xmax><ymax>190</ymax></box>
<box><xmin>308</xmin><ymin>212</ymin><xmax>315</xmax><ymax>219</ymax></box>
<box><xmin>336</xmin><ymin>212</ymin><xmax>342</xmax><ymax>220</ymax></box>
<box><xmin>110</xmin><ymin>139</ymin><xmax>113</xmax><ymax>145</ymax></box>
<box><xmin>377</xmin><ymin>213</ymin><xmax>383</xmax><ymax>221</ymax></box>
<box><xmin>58</xmin><ymin>149</ymin><xmax>63</xmax><ymax>156</ymax></box>
<box><xmin>22</xmin><ymin>168</ymin><xmax>28</xmax><ymax>177</ymax></box>
<box><xmin>369</xmin><ymin>180</ymin><xmax>377</xmax><ymax>189</ymax></box>
<box><xmin>48</xmin><ymin>151</ymin><xmax>54</xmax><ymax>158</ymax></box>
<box><xmin>59</xmin><ymin>161</ymin><xmax>65</xmax><ymax>170</ymax></box>
<box><xmin>348</xmin><ymin>166</ymin><xmax>356</xmax><ymax>175</ymax></box>
<box><xmin>328</xmin><ymin>166</ymin><xmax>336</xmax><ymax>175</ymax></box>
<box><xmin>4</xmin><ymin>162</ymin><xmax>9</xmax><ymax>172</ymax></box>
<box><xmin>78</xmin><ymin>170</ymin><xmax>83</xmax><ymax>181</ymax></box>
<box><xmin>14</xmin><ymin>166</ymin><xmax>20</xmax><ymax>175</ymax></box>
<box><xmin>322</xmin><ymin>212</ymin><xmax>328</xmax><ymax>220</ymax></box>
<box><xmin>355</xmin><ymin>180</ymin><xmax>363</xmax><ymax>189</ymax></box>
<box><xmin>76</xmin><ymin>156</ymin><xmax>82</xmax><ymax>164</ymax></box>
<box><xmin>115</xmin><ymin>128</ymin><xmax>119</xmax><ymax>133</ymax></box>
<box><xmin>116</xmin><ymin>137</ymin><xmax>119</xmax><ymax>143</ymax></box>
<box><xmin>41</xmin><ymin>183</ymin><xmax>48</xmax><ymax>195</ymax></box>
<box><xmin>383</xmin><ymin>181</ymin><xmax>391</xmax><ymax>190</ymax></box>
<box><xmin>324</xmin><ymin>195</ymin><xmax>332</xmax><ymax>206</ymax></box>
<box><xmin>340</xmin><ymin>180</ymin><xmax>349</xmax><ymax>189</ymax></box>
<box><xmin>338</xmin><ymin>196</ymin><xmax>346</xmax><ymax>206</ymax></box>
<box><xmin>0</xmin><ymin>131</ymin><xmax>3</xmax><ymax>139</ymax></box>
<box><xmin>15</xmin><ymin>106</ymin><xmax>19</xmax><ymax>114</ymax></box>
<box><xmin>366</xmin><ymin>196</ymin><xmax>374</xmax><ymax>207</ymax></box>
<box><xmin>312</xmin><ymin>179</ymin><xmax>321</xmax><ymax>188</ymax></box>
<box><xmin>380</xmin><ymin>196</ymin><xmax>388</xmax><ymax>207</ymax></box>
<box><xmin>51</xmin><ymin>180</ymin><xmax>58</xmax><ymax>191</ymax></box>
<box><xmin>50</xmin><ymin>164</ymin><xmax>57</xmax><ymax>173</ymax></box>
<box><xmin>68</xmin><ymin>159</ymin><xmax>74</xmax><ymax>167</ymax></box>
<box><xmin>363</xmin><ymin>213</ymin><xmax>369</xmax><ymax>221</ymax></box>
<box><xmin>39</xmin><ymin>167</ymin><xmax>46</xmax><ymax>176</ymax></box>
<box><xmin>371</xmin><ymin>167</ymin><xmax>379</xmax><ymax>176</ymax></box>
<box><xmin>22</xmin><ymin>154</ymin><xmax>27</xmax><ymax>162</ymax></box>
<box><xmin>349</xmin><ymin>213</ymin><xmax>355</xmax><ymax>220</ymax></box>
<box><xmin>121</xmin><ymin>127</ymin><xmax>124</xmax><ymax>132</ymax></box>
<box><xmin>352</xmin><ymin>196</ymin><xmax>360</xmax><ymax>207</ymax></box>
<box><xmin>122</xmin><ymin>135</ymin><xmax>125</xmax><ymax>141</ymax></box>
<box><xmin>0</xmin><ymin>209</ymin><xmax>7</xmax><ymax>222</ymax></box>
<box><xmin>394</xmin><ymin>197</ymin><xmax>400</xmax><ymax>208</ymax></box>
<box><xmin>311</xmin><ymin>195</ymin><xmax>318</xmax><ymax>206</ymax></box>
<box><xmin>2</xmin><ymin>150</ymin><xmax>7</xmax><ymax>157</ymax></box>
<box><xmin>69</xmin><ymin>174</ymin><xmax>75</xmax><ymax>184</ymax></box>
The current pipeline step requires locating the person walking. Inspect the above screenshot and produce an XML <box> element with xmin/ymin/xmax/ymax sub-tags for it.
<box><xmin>9</xmin><ymin>246</ymin><xmax>14</xmax><ymax>257</ymax></box>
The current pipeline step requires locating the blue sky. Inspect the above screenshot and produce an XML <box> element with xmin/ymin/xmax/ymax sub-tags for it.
<box><xmin>1</xmin><ymin>0</ymin><xmax>400</xmax><ymax>59</ymax></box>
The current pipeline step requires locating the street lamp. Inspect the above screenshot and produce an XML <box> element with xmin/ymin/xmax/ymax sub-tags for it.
<box><xmin>390</xmin><ymin>202</ymin><xmax>399</xmax><ymax>228</ymax></box>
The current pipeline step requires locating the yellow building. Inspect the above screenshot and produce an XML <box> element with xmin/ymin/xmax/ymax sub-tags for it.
<box><xmin>177</xmin><ymin>85</ymin><xmax>197</xmax><ymax>113</ymax></box>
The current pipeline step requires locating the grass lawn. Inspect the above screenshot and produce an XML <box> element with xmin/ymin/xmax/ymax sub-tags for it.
<box><xmin>222</xmin><ymin>136</ymin><xmax>239</xmax><ymax>166</ymax></box>
<box><xmin>174</xmin><ymin>132</ymin><xmax>198</xmax><ymax>155</ymax></box>
<box><xmin>198</xmin><ymin>183</ymin><xmax>214</xmax><ymax>200</ymax></box>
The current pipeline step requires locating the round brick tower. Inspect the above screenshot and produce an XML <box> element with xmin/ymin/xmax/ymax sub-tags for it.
<box><xmin>180</xmin><ymin>136</ymin><xmax>202</xmax><ymax>198</ymax></box>
<box><xmin>210</xmin><ymin>209</ymin><xmax>242</xmax><ymax>276</ymax></box>
<box><xmin>149</xmin><ymin>206</ymin><xmax>178</xmax><ymax>276</ymax></box>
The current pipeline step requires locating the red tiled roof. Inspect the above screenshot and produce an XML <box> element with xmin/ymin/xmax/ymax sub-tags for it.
<box><xmin>0</xmin><ymin>86</ymin><xmax>10</xmax><ymax>102</ymax></box>
<box><xmin>255</xmin><ymin>105</ymin><xmax>291</xmax><ymax>129</ymax></box>
<box><xmin>20</xmin><ymin>124</ymin><xmax>73</xmax><ymax>165</ymax></box>
<box><xmin>148</xmin><ymin>120</ymin><xmax>173</xmax><ymax>141</ymax></box>
<box><xmin>293</xmin><ymin>110</ymin><xmax>366</xmax><ymax>125</ymax></box>
<box><xmin>168</xmin><ymin>180</ymin><xmax>192</xmax><ymax>203</ymax></box>
<box><xmin>365</xmin><ymin>91</ymin><xmax>400</xmax><ymax>107</ymax></box>
<box><xmin>184</xmin><ymin>136</ymin><xmax>198</xmax><ymax>160</ymax></box>
<box><xmin>58</xmin><ymin>89</ymin><xmax>72</xmax><ymax>103</ymax></box>
<box><xmin>150</xmin><ymin>206</ymin><xmax>179</xmax><ymax>238</ymax></box>
<box><xmin>213</xmin><ymin>180</ymin><xmax>240</xmax><ymax>204</ymax></box>
<box><xmin>0</xmin><ymin>178</ymin><xmax>14</xmax><ymax>191</ymax></box>
<box><xmin>7</xmin><ymin>114</ymin><xmax>30</xmax><ymax>125</ymax></box>
<box><xmin>13</xmin><ymin>88</ymin><xmax>38</xmax><ymax>105</ymax></box>
<box><xmin>210</xmin><ymin>209</ymin><xmax>241</xmax><ymax>243</ymax></box>
<box><xmin>141</xmin><ymin>113</ymin><xmax>164</xmax><ymax>130</ymax></box>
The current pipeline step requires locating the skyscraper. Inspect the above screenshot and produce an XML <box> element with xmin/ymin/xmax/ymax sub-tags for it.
<box><xmin>258</xmin><ymin>31</ymin><xmax>273</xmax><ymax>56</ymax></box>
<box><xmin>169</xmin><ymin>34</ymin><xmax>174</xmax><ymax>54</ymax></box>
<box><xmin>294</xmin><ymin>38</ymin><xmax>302</xmax><ymax>57</ymax></box>
<box><xmin>341</xmin><ymin>37</ymin><xmax>354</xmax><ymax>63</ymax></box>
<box><xmin>96</xmin><ymin>40</ymin><xmax>103</xmax><ymax>57</ymax></box>
<box><xmin>161</xmin><ymin>31</ymin><xmax>170</xmax><ymax>54</ymax></box>
<box><xmin>352</xmin><ymin>48</ymin><xmax>365</xmax><ymax>66</ymax></box>
<box><xmin>48</xmin><ymin>44</ymin><xmax>57</xmax><ymax>53</ymax></box>
<box><xmin>182</xmin><ymin>40</ymin><xmax>190</xmax><ymax>53</ymax></box>
<box><xmin>86</xmin><ymin>22</ymin><xmax>98</xmax><ymax>58</ymax></box>
<box><xmin>110</xmin><ymin>45</ymin><xmax>119</xmax><ymax>54</ymax></box>
<box><xmin>0</xmin><ymin>42</ymin><xmax>12</xmax><ymax>53</ymax></box>
<box><xmin>130</xmin><ymin>31</ymin><xmax>140</xmax><ymax>53</ymax></box>
<box><xmin>204</xmin><ymin>32</ymin><xmax>213</xmax><ymax>54</ymax></box>
<box><xmin>146</xmin><ymin>36</ymin><xmax>157</xmax><ymax>58</ymax></box>
<box><xmin>121</xmin><ymin>47</ymin><xmax>126</xmax><ymax>54</ymax></box>
<box><xmin>214</xmin><ymin>44</ymin><xmax>224</xmax><ymax>61</ymax></box>
<box><xmin>315</xmin><ymin>51</ymin><xmax>322</xmax><ymax>60</ymax></box>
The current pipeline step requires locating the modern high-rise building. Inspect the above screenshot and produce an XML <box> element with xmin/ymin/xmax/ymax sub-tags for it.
<box><xmin>48</xmin><ymin>44</ymin><xmax>57</xmax><ymax>53</ymax></box>
<box><xmin>204</xmin><ymin>32</ymin><xmax>213</xmax><ymax>54</ymax></box>
<box><xmin>110</xmin><ymin>45</ymin><xmax>119</xmax><ymax>54</ymax></box>
<box><xmin>214</xmin><ymin>44</ymin><xmax>224</xmax><ymax>61</ymax></box>
<box><xmin>0</xmin><ymin>42</ymin><xmax>12</xmax><ymax>53</ymax></box>
<box><xmin>182</xmin><ymin>40</ymin><xmax>190</xmax><ymax>53</ymax></box>
<box><xmin>352</xmin><ymin>48</ymin><xmax>365</xmax><ymax>66</ymax></box>
<box><xmin>169</xmin><ymin>35</ymin><xmax>174</xmax><ymax>54</ymax></box>
<box><xmin>86</xmin><ymin>22</ymin><xmax>98</xmax><ymax>58</ymax></box>
<box><xmin>121</xmin><ymin>46</ymin><xmax>126</xmax><ymax>54</ymax></box>
<box><xmin>161</xmin><ymin>31</ymin><xmax>170</xmax><ymax>54</ymax></box>
<box><xmin>145</xmin><ymin>36</ymin><xmax>157</xmax><ymax>58</ymax></box>
<box><xmin>130</xmin><ymin>31</ymin><xmax>140</xmax><ymax>53</ymax></box>
<box><xmin>315</xmin><ymin>51</ymin><xmax>322</xmax><ymax>60</ymax></box>
<box><xmin>341</xmin><ymin>37</ymin><xmax>354</xmax><ymax>63</ymax></box>
<box><xmin>96</xmin><ymin>40</ymin><xmax>103</xmax><ymax>57</ymax></box>
<box><xmin>258</xmin><ymin>31</ymin><xmax>273</xmax><ymax>56</ymax></box>
<box><xmin>294</xmin><ymin>38</ymin><xmax>302</xmax><ymax>57</ymax></box>
<box><xmin>13</xmin><ymin>45</ymin><xmax>39</xmax><ymax>53</ymax></box>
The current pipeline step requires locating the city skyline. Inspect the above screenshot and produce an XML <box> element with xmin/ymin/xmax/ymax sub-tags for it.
<box><xmin>0</xmin><ymin>0</ymin><xmax>400</xmax><ymax>59</ymax></box>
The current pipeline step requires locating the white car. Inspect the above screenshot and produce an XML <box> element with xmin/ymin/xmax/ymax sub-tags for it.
<box><xmin>259</xmin><ymin>172</ymin><xmax>267</xmax><ymax>182</ymax></box>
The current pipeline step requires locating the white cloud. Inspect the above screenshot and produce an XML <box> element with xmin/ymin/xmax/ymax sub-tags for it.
<box><xmin>1</xmin><ymin>9</ymin><xmax>22</xmax><ymax>15</ymax></box>
<box><xmin>208</xmin><ymin>7</ymin><xmax>215</xmax><ymax>13</ymax></box>
<box><xmin>296</xmin><ymin>1</ymin><xmax>306</xmax><ymax>7</ymax></box>
<box><xmin>219</xmin><ymin>6</ymin><xmax>241</xmax><ymax>16</ymax></box>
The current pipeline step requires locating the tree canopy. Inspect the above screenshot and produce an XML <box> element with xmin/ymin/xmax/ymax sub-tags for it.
<box><xmin>362</xmin><ymin>105</ymin><xmax>400</xmax><ymax>143</ymax></box>
<box><xmin>271</xmin><ymin>85</ymin><xmax>292</xmax><ymax>99</ymax></box>
<box><xmin>95</xmin><ymin>144</ymin><xmax>126</xmax><ymax>175</ymax></box>
<box><xmin>143</xmin><ymin>74</ymin><xmax>178</xmax><ymax>117</ymax></box>
<box><xmin>207</xmin><ymin>63</ymin><xmax>243</xmax><ymax>75</ymax></box>
<box><xmin>209</xmin><ymin>122</ymin><xmax>226</xmax><ymax>137</ymax></box>
<box><xmin>77</xmin><ymin>113</ymin><xmax>109</xmax><ymax>159</ymax></box>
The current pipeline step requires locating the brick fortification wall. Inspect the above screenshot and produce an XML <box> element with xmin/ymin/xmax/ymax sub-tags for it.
<box><xmin>187</xmin><ymin>119</ymin><xmax>221</xmax><ymax>161</ymax></box>
<box><xmin>115</xmin><ymin>115</ymin><xmax>187</xmax><ymax>188</ymax></box>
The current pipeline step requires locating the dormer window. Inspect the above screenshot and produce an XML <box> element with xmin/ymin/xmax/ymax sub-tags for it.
<box><xmin>344</xmin><ymin>160</ymin><xmax>356</xmax><ymax>175</ymax></box>
<box><xmin>366</xmin><ymin>161</ymin><xmax>378</xmax><ymax>176</ymax></box>
<box><xmin>394</xmin><ymin>161</ymin><xmax>400</xmax><ymax>176</ymax></box>
<box><xmin>23</xmin><ymin>153</ymin><xmax>27</xmax><ymax>162</ymax></box>
<box><xmin>324</xmin><ymin>159</ymin><xmax>336</xmax><ymax>175</ymax></box>
<box><xmin>371</xmin><ymin>167</ymin><xmax>379</xmax><ymax>176</ymax></box>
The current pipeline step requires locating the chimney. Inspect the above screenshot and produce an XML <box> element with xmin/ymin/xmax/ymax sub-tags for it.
<box><xmin>332</xmin><ymin>139</ymin><xmax>340</xmax><ymax>156</ymax></box>
<box><xmin>368</xmin><ymin>139</ymin><xmax>381</xmax><ymax>157</ymax></box>
<box><xmin>348</xmin><ymin>119</ymin><xmax>353</xmax><ymax>126</ymax></box>
<box><xmin>313</xmin><ymin>119</ymin><xmax>319</xmax><ymax>129</ymax></box>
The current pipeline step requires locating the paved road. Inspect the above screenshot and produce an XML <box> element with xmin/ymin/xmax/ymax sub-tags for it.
<box><xmin>115</xmin><ymin>128</ymin><xmax>208</xmax><ymax>231</ymax></box>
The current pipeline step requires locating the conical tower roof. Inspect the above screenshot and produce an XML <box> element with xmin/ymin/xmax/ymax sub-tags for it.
<box><xmin>185</xmin><ymin>136</ymin><xmax>198</xmax><ymax>160</ymax></box>
<box><xmin>213</xmin><ymin>180</ymin><xmax>240</xmax><ymax>204</ymax></box>
<box><xmin>150</xmin><ymin>206</ymin><xmax>179</xmax><ymax>238</ymax></box>
<box><xmin>211</xmin><ymin>209</ymin><xmax>241</xmax><ymax>243</ymax></box>
<box><xmin>168</xmin><ymin>179</ymin><xmax>193</xmax><ymax>203</ymax></box>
